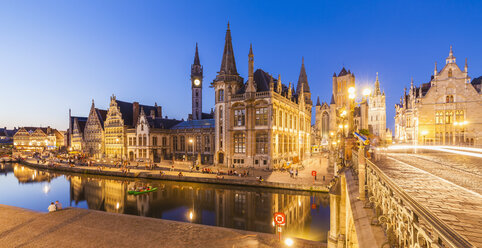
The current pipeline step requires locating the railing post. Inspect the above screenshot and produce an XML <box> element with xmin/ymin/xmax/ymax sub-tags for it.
<box><xmin>358</xmin><ymin>147</ymin><xmax>366</xmax><ymax>201</ymax></box>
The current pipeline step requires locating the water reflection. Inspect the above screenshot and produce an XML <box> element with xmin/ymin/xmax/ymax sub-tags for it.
<box><xmin>0</xmin><ymin>163</ymin><xmax>330</xmax><ymax>242</ymax></box>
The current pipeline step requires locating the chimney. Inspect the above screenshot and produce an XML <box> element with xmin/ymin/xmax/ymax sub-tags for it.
<box><xmin>133</xmin><ymin>102</ymin><xmax>140</xmax><ymax>126</ymax></box>
<box><xmin>150</xmin><ymin>109</ymin><xmax>155</xmax><ymax>118</ymax></box>
<box><xmin>157</xmin><ymin>106</ymin><xmax>162</xmax><ymax>118</ymax></box>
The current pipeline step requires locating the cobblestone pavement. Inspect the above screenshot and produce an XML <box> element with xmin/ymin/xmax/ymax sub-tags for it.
<box><xmin>0</xmin><ymin>205</ymin><xmax>323</xmax><ymax>248</ymax></box>
<box><xmin>376</xmin><ymin>155</ymin><xmax>482</xmax><ymax>247</ymax></box>
<box><xmin>384</xmin><ymin>151</ymin><xmax>482</xmax><ymax>194</ymax></box>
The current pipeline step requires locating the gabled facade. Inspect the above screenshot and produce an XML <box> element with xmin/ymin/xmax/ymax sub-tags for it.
<box><xmin>13</xmin><ymin>127</ymin><xmax>64</xmax><ymax>151</ymax></box>
<box><xmin>212</xmin><ymin>25</ymin><xmax>312</xmax><ymax>169</ymax></box>
<box><xmin>84</xmin><ymin>100</ymin><xmax>107</xmax><ymax>158</ymax></box>
<box><xmin>395</xmin><ymin>47</ymin><xmax>482</xmax><ymax>146</ymax></box>
<box><xmin>71</xmin><ymin>116</ymin><xmax>88</xmax><ymax>151</ymax></box>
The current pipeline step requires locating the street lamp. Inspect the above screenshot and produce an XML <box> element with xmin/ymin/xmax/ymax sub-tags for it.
<box><xmin>421</xmin><ymin>130</ymin><xmax>428</xmax><ymax>145</ymax></box>
<box><xmin>189</xmin><ymin>138</ymin><xmax>194</xmax><ymax>165</ymax></box>
<box><xmin>362</xmin><ymin>88</ymin><xmax>371</xmax><ymax>97</ymax></box>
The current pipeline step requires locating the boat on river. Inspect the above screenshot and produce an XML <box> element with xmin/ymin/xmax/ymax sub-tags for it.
<box><xmin>128</xmin><ymin>187</ymin><xmax>158</xmax><ymax>195</ymax></box>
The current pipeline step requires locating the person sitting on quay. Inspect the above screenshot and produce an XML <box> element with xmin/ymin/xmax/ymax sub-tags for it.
<box><xmin>55</xmin><ymin>200</ymin><xmax>62</xmax><ymax>210</ymax></box>
<box><xmin>178</xmin><ymin>172</ymin><xmax>183</xmax><ymax>177</ymax></box>
<box><xmin>48</xmin><ymin>202</ymin><xmax>56</xmax><ymax>212</ymax></box>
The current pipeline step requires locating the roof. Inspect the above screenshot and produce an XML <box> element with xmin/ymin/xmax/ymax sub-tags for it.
<box><xmin>201</xmin><ymin>112</ymin><xmax>214</xmax><ymax>119</ymax></box>
<box><xmin>147</xmin><ymin>117</ymin><xmax>182</xmax><ymax>129</ymax></box>
<box><xmin>236</xmin><ymin>69</ymin><xmax>277</xmax><ymax>94</ymax></box>
<box><xmin>95</xmin><ymin>108</ymin><xmax>108</xmax><ymax>128</ymax></box>
<box><xmin>219</xmin><ymin>23</ymin><xmax>238</xmax><ymax>76</ymax></box>
<box><xmin>330</xmin><ymin>94</ymin><xmax>335</xmax><ymax>104</ymax></box>
<box><xmin>115</xmin><ymin>100</ymin><xmax>161</xmax><ymax>127</ymax></box>
<box><xmin>0</xmin><ymin>128</ymin><xmax>17</xmax><ymax>137</ymax></box>
<box><xmin>77</xmin><ymin>119</ymin><xmax>87</xmax><ymax>134</ymax></box>
<box><xmin>338</xmin><ymin>67</ymin><xmax>349</xmax><ymax>77</ymax></box>
<box><xmin>471</xmin><ymin>76</ymin><xmax>482</xmax><ymax>93</ymax></box>
<box><xmin>171</xmin><ymin>119</ymin><xmax>215</xmax><ymax>130</ymax></box>
<box><xmin>296</xmin><ymin>58</ymin><xmax>310</xmax><ymax>94</ymax></box>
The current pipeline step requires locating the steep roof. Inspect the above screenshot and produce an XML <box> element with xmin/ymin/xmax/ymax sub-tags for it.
<box><xmin>115</xmin><ymin>100</ymin><xmax>161</xmax><ymax>127</ymax></box>
<box><xmin>296</xmin><ymin>58</ymin><xmax>310</xmax><ymax>94</ymax></box>
<box><xmin>338</xmin><ymin>67</ymin><xmax>349</xmax><ymax>77</ymax></box>
<box><xmin>330</xmin><ymin>94</ymin><xmax>335</xmax><ymax>104</ymax></box>
<box><xmin>95</xmin><ymin>108</ymin><xmax>108</xmax><ymax>128</ymax></box>
<box><xmin>471</xmin><ymin>76</ymin><xmax>482</xmax><ymax>93</ymax></box>
<box><xmin>219</xmin><ymin>23</ymin><xmax>238</xmax><ymax>76</ymax></box>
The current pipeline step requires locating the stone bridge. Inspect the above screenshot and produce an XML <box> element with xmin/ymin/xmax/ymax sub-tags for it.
<box><xmin>352</xmin><ymin>151</ymin><xmax>475</xmax><ymax>248</ymax></box>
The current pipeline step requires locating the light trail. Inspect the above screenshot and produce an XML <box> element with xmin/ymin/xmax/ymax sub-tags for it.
<box><xmin>387</xmin><ymin>145</ymin><xmax>482</xmax><ymax>158</ymax></box>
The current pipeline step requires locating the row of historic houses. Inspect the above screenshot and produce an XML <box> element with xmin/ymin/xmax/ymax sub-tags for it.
<box><xmin>67</xmin><ymin>24</ymin><xmax>314</xmax><ymax>169</ymax></box>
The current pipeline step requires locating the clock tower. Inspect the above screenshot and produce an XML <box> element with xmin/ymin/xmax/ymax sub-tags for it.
<box><xmin>191</xmin><ymin>43</ymin><xmax>203</xmax><ymax>120</ymax></box>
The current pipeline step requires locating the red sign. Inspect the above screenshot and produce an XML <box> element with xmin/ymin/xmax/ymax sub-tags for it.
<box><xmin>311</xmin><ymin>171</ymin><xmax>317</xmax><ymax>177</ymax></box>
<box><xmin>274</xmin><ymin>212</ymin><xmax>286</xmax><ymax>225</ymax></box>
<box><xmin>311</xmin><ymin>203</ymin><xmax>316</xmax><ymax>209</ymax></box>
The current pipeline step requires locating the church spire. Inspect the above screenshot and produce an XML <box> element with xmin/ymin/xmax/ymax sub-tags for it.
<box><xmin>446</xmin><ymin>45</ymin><xmax>456</xmax><ymax>64</ymax></box>
<box><xmin>465</xmin><ymin>58</ymin><xmax>468</xmax><ymax>73</ymax></box>
<box><xmin>316</xmin><ymin>96</ymin><xmax>321</xmax><ymax>106</ymax></box>
<box><xmin>193</xmin><ymin>43</ymin><xmax>200</xmax><ymax>65</ymax></box>
<box><xmin>374</xmin><ymin>72</ymin><xmax>381</xmax><ymax>95</ymax></box>
<box><xmin>434</xmin><ymin>61</ymin><xmax>438</xmax><ymax>76</ymax></box>
<box><xmin>296</xmin><ymin>57</ymin><xmax>310</xmax><ymax>94</ymax></box>
<box><xmin>219</xmin><ymin>22</ymin><xmax>238</xmax><ymax>75</ymax></box>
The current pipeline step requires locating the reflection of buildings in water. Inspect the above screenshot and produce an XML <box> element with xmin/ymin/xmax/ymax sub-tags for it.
<box><xmin>68</xmin><ymin>177</ymin><xmax>326</xmax><ymax>240</ymax></box>
<box><xmin>13</xmin><ymin>165</ymin><xmax>57</xmax><ymax>183</ymax></box>
<box><xmin>0</xmin><ymin>163</ymin><xmax>14</xmax><ymax>174</ymax></box>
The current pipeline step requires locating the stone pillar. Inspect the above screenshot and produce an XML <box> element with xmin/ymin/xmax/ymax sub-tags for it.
<box><xmin>358</xmin><ymin>147</ymin><xmax>366</xmax><ymax>201</ymax></box>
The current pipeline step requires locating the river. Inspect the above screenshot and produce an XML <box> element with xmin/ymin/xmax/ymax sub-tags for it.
<box><xmin>0</xmin><ymin>163</ymin><xmax>330</xmax><ymax>242</ymax></box>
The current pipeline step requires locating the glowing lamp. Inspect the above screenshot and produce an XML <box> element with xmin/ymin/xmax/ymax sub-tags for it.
<box><xmin>285</xmin><ymin>238</ymin><xmax>294</xmax><ymax>246</ymax></box>
<box><xmin>363</xmin><ymin>88</ymin><xmax>371</xmax><ymax>96</ymax></box>
<box><xmin>421</xmin><ymin>131</ymin><xmax>428</xmax><ymax>135</ymax></box>
<box><xmin>348</xmin><ymin>87</ymin><xmax>355</xmax><ymax>94</ymax></box>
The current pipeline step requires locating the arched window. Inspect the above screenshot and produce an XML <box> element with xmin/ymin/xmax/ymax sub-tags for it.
<box><xmin>218</xmin><ymin>89</ymin><xmax>224</xmax><ymax>102</ymax></box>
<box><xmin>448</xmin><ymin>69</ymin><xmax>453</xmax><ymax>77</ymax></box>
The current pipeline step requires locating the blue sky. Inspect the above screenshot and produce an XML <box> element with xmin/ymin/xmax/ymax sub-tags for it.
<box><xmin>1</xmin><ymin>1</ymin><xmax>481</xmax><ymax>130</ymax></box>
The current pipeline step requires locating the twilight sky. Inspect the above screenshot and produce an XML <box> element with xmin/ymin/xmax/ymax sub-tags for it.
<box><xmin>1</xmin><ymin>0</ymin><xmax>481</xmax><ymax>130</ymax></box>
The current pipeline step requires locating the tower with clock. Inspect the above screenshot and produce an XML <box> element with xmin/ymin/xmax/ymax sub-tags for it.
<box><xmin>191</xmin><ymin>43</ymin><xmax>203</xmax><ymax>120</ymax></box>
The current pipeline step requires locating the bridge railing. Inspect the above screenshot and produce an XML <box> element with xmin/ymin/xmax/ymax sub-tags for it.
<box><xmin>365</xmin><ymin>158</ymin><xmax>474</xmax><ymax>248</ymax></box>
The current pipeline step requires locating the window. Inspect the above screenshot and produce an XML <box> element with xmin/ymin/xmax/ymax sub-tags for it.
<box><xmin>162</xmin><ymin>137</ymin><xmax>167</xmax><ymax>146</ymax></box>
<box><xmin>152</xmin><ymin>136</ymin><xmax>158</xmax><ymax>146</ymax></box>
<box><xmin>180</xmin><ymin>136</ymin><xmax>185</xmax><ymax>151</ymax></box>
<box><xmin>143</xmin><ymin>135</ymin><xmax>147</xmax><ymax>146</ymax></box>
<box><xmin>204</xmin><ymin>136</ymin><xmax>210</xmax><ymax>152</ymax></box>
<box><xmin>445</xmin><ymin>111</ymin><xmax>453</xmax><ymax>124</ymax></box>
<box><xmin>448</xmin><ymin>69</ymin><xmax>453</xmax><ymax>77</ymax></box>
<box><xmin>256</xmin><ymin>133</ymin><xmax>268</xmax><ymax>154</ymax></box>
<box><xmin>196</xmin><ymin>136</ymin><xmax>201</xmax><ymax>152</ymax></box>
<box><xmin>218</xmin><ymin>89</ymin><xmax>224</xmax><ymax>102</ymax></box>
<box><xmin>173</xmin><ymin>137</ymin><xmax>178</xmax><ymax>151</ymax></box>
<box><xmin>234</xmin><ymin>193</ymin><xmax>246</xmax><ymax>216</ymax></box>
<box><xmin>234</xmin><ymin>133</ymin><xmax>246</xmax><ymax>153</ymax></box>
<box><xmin>255</xmin><ymin>108</ymin><xmax>268</xmax><ymax>126</ymax></box>
<box><xmin>455</xmin><ymin>110</ymin><xmax>464</xmax><ymax>122</ymax></box>
<box><xmin>273</xmin><ymin>109</ymin><xmax>276</xmax><ymax>126</ymax></box>
<box><xmin>138</xmin><ymin>135</ymin><xmax>142</xmax><ymax>146</ymax></box>
<box><xmin>234</xmin><ymin>109</ymin><xmax>245</xmax><ymax>126</ymax></box>
<box><xmin>279</xmin><ymin>111</ymin><xmax>283</xmax><ymax>128</ymax></box>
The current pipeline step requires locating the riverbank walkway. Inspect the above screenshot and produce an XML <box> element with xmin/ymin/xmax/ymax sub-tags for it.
<box><xmin>0</xmin><ymin>204</ymin><xmax>323</xmax><ymax>248</ymax></box>
<box><xmin>21</xmin><ymin>154</ymin><xmax>333</xmax><ymax>192</ymax></box>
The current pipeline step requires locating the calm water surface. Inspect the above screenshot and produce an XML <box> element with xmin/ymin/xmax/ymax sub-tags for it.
<box><xmin>0</xmin><ymin>163</ymin><xmax>330</xmax><ymax>242</ymax></box>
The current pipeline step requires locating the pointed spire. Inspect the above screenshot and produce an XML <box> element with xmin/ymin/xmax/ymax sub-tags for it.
<box><xmin>269</xmin><ymin>75</ymin><xmax>274</xmax><ymax>91</ymax></box>
<box><xmin>288</xmin><ymin>82</ymin><xmax>292</xmax><ymax>98</ymax></box>
<box><xmin>296</xmin><ymin>57</ymin><xmax>310</xmax><ymax>94</ymax></box>
<box><xmin>219</xmin><ymin>22</ymin><xmax>238</xmax><ymax>75</ymax></box>
<box><xmin>465</xmin><ymin>58</ymin><xmax>468</xmax><ymax>73</ymax></box>
<box><xmin>374</xmin><ymin>72</ymin><xmax>381</xmax><ymax>95</ymax></box>
<box><xmin>410</xmin><ymin>77</ymin><xmax>414</xmax><ymax>88</ymax></box>
<box><xmin>277</xmin><ymin>74</ymin><xmax>282</xmax><ymax>93</ymax></box>
<box><xmin>193</xmin><ymin>43</ymin><xmax>200</xmax><ymax>65</ymax></box>
<box><xmin>246</xmin><ymin>44</ymin><xmax>256</xmax><ymax>93</ymax></box>
<box><xmin>446</xmin><ymin>45</ymin><xmax>456</xmax><ymax>64</ymax></box>
<box><xmin>434</xmin><ymin>61</ymin><xmax>438</xmax><ymax>76</ymax></box>
<box><xmin>316</xmin><ymin>96</ymin><xmax>321</xmax><ymax>106</ymax></box>
<box><xmin>330</xmin><ymin>94</ymin><xmax>335</xmax><ymax>105</ymax></box>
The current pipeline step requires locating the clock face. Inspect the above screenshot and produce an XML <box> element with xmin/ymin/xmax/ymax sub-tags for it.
<box><xmin>194</xmin><ymin>79</ymin><xmax>201</xmax><ymax>86</ymax></box>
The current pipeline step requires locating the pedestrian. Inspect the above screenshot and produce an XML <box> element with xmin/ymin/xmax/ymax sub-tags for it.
<box><xmin>295</xmin><ymin>169</ymin><xmax>298</xmax><ymax>177</ymax></box>
<box><xmin>48</xmin><ymin>202</ymin><xmax>56</xmax><ymax>212</ymax></box>
<box><xmin>55</xmin><ymin>200</ymin><xmax>62</xmax><ymax>210</ymax></box>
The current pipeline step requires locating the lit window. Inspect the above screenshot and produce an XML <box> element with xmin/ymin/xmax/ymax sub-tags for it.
<box><xmin>234</xmin><ymin>133</ymin><xmax>246</xmax><ymax>153</ymax></box>
<box><xmin>255</xmin><ymin>108</ymin><xmax>268</xmax><ymax>126</ymax></box>
<box><xmin>234</xmin><ymin>109</ymin><xmax>245</xmax><ymax>126</ymax></box>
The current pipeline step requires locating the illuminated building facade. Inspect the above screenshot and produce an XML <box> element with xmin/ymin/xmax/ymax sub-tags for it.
<box><xmin>212</xmin><ymin>25</ymin><xmax>312</xmax><ymax>169</ymax></box>
<box><xmin>83</xmin><ymin>100</ymin><xmax>107</xmax><ymax>158</ymax></box>
<box><xmin>13</xmin><ymin>126</ymin><xmax>64</xmax><ymax>151</ymax></box>
<box><xmin>395</xmin><ymin>47</ymin><xmax>482</xmax><ymax>146</ymax></box>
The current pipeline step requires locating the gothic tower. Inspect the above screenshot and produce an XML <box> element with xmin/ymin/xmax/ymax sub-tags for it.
<box><xmin>191</xmin><ymin>43</ymin><xmax>203</xmax><ymax>120</ymax></box>
<box><xmin>212</xmin><ymin>23</ymin><xmax>244</xmax><ymax>166</ymax></box>
<box><xmin>368</xmin><ymin>72</ymin><xmax>387</xmax><ymax>142</ymax></box>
